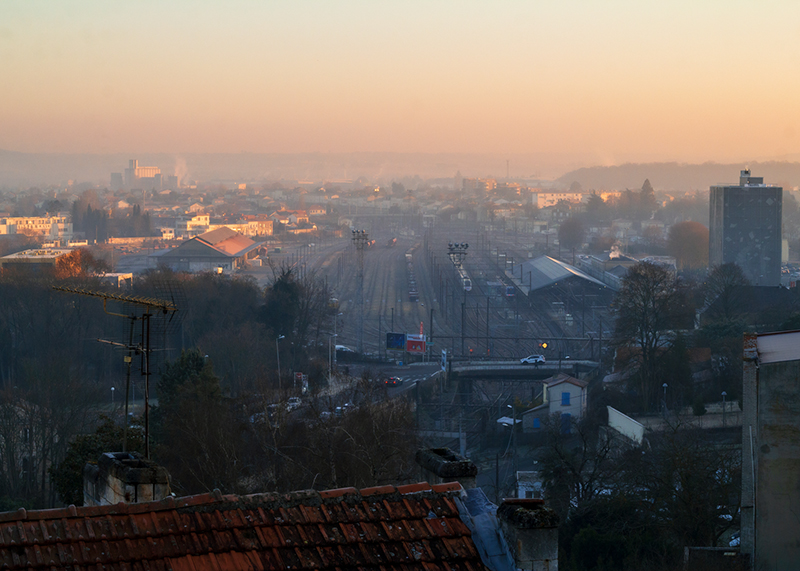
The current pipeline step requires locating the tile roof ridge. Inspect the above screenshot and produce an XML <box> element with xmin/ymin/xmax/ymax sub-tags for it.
<box><xmin>0</xmin><ymin>482</ymin><xmax>465</xmax><ymax>524</ymax></box>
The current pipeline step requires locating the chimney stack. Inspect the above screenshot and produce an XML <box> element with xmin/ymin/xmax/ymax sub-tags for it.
<box><xmin>415</xmin><ymin>448</ymin><xmax>478</xmax><ymax>489</ymax></box>
<box><xmin>497</xmin><ymin>498</ymin><xmax>559</xmax><ymax>570</ymax></box>
<box><xmin>84</xmin><ymin>452</ymin><xmax>170</xmax><ymax>506</ymax></box>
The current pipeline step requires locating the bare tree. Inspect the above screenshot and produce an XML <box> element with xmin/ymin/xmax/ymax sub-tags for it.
<box><xmin>703</xmin><ymin>262</ymin><xmax>750</xmax><ymax>323</ymax></box>
<box><xmin>539</xmin><ymin>414</ymin><xmax>621</xmax><ymax>520</ymax></box>
<box><xmin>558</xmin><ymin>217</ymin><xmax>586</xmax><ymax>264</ymax></box>
<box><xmin>613</xmin><ymin>262</ymin><xmax>686</xmax><ymax>411</ymax></box>
<box><xmin>667</xmin><ymin>221</ymin><xmax>709</xmax><ymax>270</ymax></box>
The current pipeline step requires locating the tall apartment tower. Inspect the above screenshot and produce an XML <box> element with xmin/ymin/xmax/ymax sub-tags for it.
<box><xmin>709</xmin><ymin>169</ymin><xmax>782</xmax><ymax>285</ymax></box>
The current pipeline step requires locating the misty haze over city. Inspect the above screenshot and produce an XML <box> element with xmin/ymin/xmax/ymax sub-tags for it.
<box><xmin>1</xmin><ymin>2</ymin><xmax>799</xmax><ymax>570</ymax></box>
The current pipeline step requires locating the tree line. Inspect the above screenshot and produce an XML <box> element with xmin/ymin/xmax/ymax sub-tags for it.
<box><xmin>1</xmin><ymin>258</ymin><xmax>416</xmax><ymax>510</ymax></box>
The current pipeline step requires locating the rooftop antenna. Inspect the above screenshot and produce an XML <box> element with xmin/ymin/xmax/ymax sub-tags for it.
<box><xmin>53</xmin><ymin>286</ymin><xmax>180</xmax><ymax>459</ymax></box>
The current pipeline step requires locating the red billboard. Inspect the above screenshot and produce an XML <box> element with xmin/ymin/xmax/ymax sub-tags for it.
<box><xmin>406</xmin><ymin>334</ymin><xmax>426</xmax><ymax>354</ymax></box>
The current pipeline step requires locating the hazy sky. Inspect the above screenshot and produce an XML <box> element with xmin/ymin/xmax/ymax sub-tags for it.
<box><xmin>2</xmin><ymin>1</ymin><xmax>799</xmax><ymax>169</ymax></box>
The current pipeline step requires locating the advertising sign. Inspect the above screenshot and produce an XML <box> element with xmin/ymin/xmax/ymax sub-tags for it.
<box><xmin>406</xmin><ymin>333</ymin><xmax>426</xmax><ymax>354</ymax></box>
<box><xmin>386</xmin><ymin>332</ymin><xmax>406</xmax><ymax>351</ymax></box>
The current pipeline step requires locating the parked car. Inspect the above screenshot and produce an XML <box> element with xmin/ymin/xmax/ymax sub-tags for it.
<box><xmin>286</xmin><ymin>397</ymin><xmax>302</xmax><ymax>411</ymax></box>
<box><xmin>334</xmin><ymin>403</ymin><xmax>354</xmax><ymax>417</ymax></box>
<box><xmin>520</xmin><ymin>354</ymin><xmax>546</xmax><ymax>365</ymax></box>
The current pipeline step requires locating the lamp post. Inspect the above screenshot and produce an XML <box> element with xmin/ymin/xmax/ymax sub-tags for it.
<box><xmin>111</xmin><ymin>386</ymin><xmax>115</xmax><ymax>408</ymax></box>
<box><xmin>276</xmin><ymin>335</ymin><xmax>285</xmax><ymax>390</ymax></box>
<box><xmin>507</xmin><ymin>403</ymin><xmax>517</xmax><ymax>466</ymax></box>
<box><xmin>334</xmin><ymin>312</ymin><xmax>343</xmax><ymax>366</ymax></box>
<box><xmin>328</xmin><ymin>333</ymin><xmax>337</xmax><ymax>384</ymax></box>
<box><xmin>722</xmin><ymin>391</ymin><xmax>727</xmax><ymax>426</ymax></box>
<box><xmin>662</xmin><ymin>383</ymin><xmax>668</xmax><ymax>414</ymax></box>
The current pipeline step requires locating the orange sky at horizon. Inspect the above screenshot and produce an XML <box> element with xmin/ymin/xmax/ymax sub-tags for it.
<box><xmin>1</xmin><ymin>1</ymin><xmax>799</xmax><ymax>170</ymax></box>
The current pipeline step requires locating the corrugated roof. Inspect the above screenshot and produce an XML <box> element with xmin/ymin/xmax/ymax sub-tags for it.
<box><xmin>197</xmin><ymin>227</ymin><xmax>238</xmax><ymax>245</ymax></box>
<box><xmin>515</xmin><ymin>256</ymin><xmax>606</xmax><ymax>292</ymax></box>
<box><xmin>0</xmin><ymin>482</ymin><xmax>488</xmax><ymax>570</ymax></box>
<box><xmin>210</xmin><ymin>234</ymin><xmax>258</xmax><ymax>256</ymax></box>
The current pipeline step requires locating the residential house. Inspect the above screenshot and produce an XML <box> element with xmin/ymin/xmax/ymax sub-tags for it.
<box><xmin>307</xmin><ymin>205</ymin><xmax>327</xmax><ymax>217</ymax></box>
<box><xmin>176</xmin><ymin>214</ymin><xmax>210</xmax><ymax>237</ymax></box>
<box><xmin>269</xmin><ymin>209</ymin><xmax>309</xmax><ymax>225</ymax></box>
<box><xmin>515</xmin><ymin>470</ymin><xmax>546</xmax><ymax>500</ymax></box>
<box><xmin>522</xmin><ymin>373</ymin><xmax>589</xmax><ymax>433</ymax></box>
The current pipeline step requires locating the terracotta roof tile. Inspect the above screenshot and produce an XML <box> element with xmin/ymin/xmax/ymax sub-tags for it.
<box><xmin>0</xmin><ymin>483</ymin><xmax>487</xmax><ymax>570</ymax></box>
<box><xmin>361</xmin><ymin>485</ymin><xmax>397</xmax><ymax>497</ymax></box>
<box><xmin>395</xmin><ymin>483</ymin><xmax>431</xmax><ymax>495</ymax></box>
<box><xmin>430</xmin><ymin>483</ymin><xmax>462</xmax><ymax>494</ymax></box>
<box><xmin>319</xmin><ymin>487</ymin><xmax>360</xmax><ymax>499</ymax></box>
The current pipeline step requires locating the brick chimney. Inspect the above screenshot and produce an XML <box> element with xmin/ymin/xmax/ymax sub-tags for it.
<box><xmin>83</xmin><ymin>452</ymin><xmax>170</xmax><ymax>506</ymax></box>
<box><xmin>497</xmin><ymin>498</ymin><xmax>559</xmax><ymax>570</ymax></box>
<box><xmin>415</xmin><ymin>447</ymin><xmax>478</xmax><ymax>489</ymax></box>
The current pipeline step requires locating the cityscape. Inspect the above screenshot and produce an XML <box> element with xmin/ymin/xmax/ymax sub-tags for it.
<box><xmin>1</xmin><ymin>2</ymin><xmax>800</xmax><ymax>570</ymax></box>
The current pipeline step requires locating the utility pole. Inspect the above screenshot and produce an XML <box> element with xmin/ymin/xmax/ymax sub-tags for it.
<box><xmin>430</xmin><ymin>307</ymin><xmax>435</xmax><ymax>361</ymax></box>
<box><xmin>486</xmin><ymin>296</ymin><xmax>490</xmax><ymax>356</ymax></box>
<box><xmin>461</xmin><ymin>301</ymin><xmax>466</xmax><ymax>356</ymax></box>
<box><xmin>351</xmin><ymin>229</ymin><xmax>369</xmax><ymax>353</ymax></box>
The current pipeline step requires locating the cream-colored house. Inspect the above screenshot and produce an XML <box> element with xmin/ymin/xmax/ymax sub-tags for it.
<box><xmin>522</xmin><ymin>373</ymin><xmax>588</xmax><ymax>433</ymax></box>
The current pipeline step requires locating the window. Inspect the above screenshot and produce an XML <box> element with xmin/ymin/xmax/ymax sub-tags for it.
<box><xmin>561</xmin><ymin>392</ymin><xmax>570</xmax><ymax>406</ymax></box>
<box><xmin>533</xmin><ymin>417</ymin><xmax>540</xmax><ymax>429</ymax></box>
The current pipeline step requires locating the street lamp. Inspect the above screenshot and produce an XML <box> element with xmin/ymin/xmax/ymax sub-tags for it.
<box><xmin>111</xmin><ymin>386</ymin><xmax>115</xmax><ymax>407</ymax></box>
<box><xmin>276</xmin><ymin>335</ymin><xmax>285</xmax><ymax>390</ymax></box>
<box><xmin>722</xmin><ymin>391</ymin><xmax>727</xmax><ymax>426</ymax></box>
<box><xmin>662</xmin><ymin>383</ymin><xmax>668</xmax><ymax>413</ymax></box>
<box><xmin>507</xmin><ymin>403</ymin><xmax>518</xmax><ymax>465</ymax></box>
<box><xmin>328</xmin><ymin>333</ymin><xmax>338</xmax><ymax>384</ymax></box>
<box><xmin>334</xmin><ymin>312</ymin><xmax>343</xmax><ymax>366</ymax></box>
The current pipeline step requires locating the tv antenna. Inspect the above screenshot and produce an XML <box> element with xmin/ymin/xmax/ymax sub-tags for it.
<box><xmin>53</xmin><ymin>286</ymin><xmax>180</xmax><ymax>458</ymax></box>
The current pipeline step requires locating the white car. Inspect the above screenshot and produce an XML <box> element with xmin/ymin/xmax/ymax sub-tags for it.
<box><xmin>520</xmin><ymin>354</ymin><xmax>546</xmax><ymax>365</ymax></box>
<box><xmin>286</xmin><ymin>397</ymin><xmax>302</xmax><ymax>411</ymax></box>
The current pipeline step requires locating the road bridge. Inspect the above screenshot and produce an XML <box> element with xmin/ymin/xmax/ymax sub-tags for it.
<box><xmin>450</xmin><ymin>359</ymin><xmax>599</xmax><ymax>378</ymax></box>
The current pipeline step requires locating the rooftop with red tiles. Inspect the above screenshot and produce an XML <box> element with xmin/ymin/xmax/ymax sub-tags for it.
<box><xmin>0</xmin><ymin>482</ymin><xmax>489</xmax><ymax>571</ymax></box>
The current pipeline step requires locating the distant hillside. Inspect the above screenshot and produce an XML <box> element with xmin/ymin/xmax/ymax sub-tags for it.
<box><xmin>557</xmin><ymin>161</ymin><xmax>800</xmax><ymax>193</ymax></box>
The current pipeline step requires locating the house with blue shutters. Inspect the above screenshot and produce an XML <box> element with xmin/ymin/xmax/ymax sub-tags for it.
<box><xmin>522</xmin><ymin>373</ymin><xmax>589</xmax><ymax>433</ymax></box>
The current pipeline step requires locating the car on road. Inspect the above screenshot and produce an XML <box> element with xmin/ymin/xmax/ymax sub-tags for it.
<box><xmin>520</xmin><ymin>354</ymin><xmax>546</xmax><ymax>365</ymax></box>
<box><xmin>334</xmin><ymin>403</ymin><xmax>354</xmax><ymax>416</ymax></box>
<box><xmin>384</xmin><ymin>376</ymin><xmax>403</xmax><ymax>386</ymax></box>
